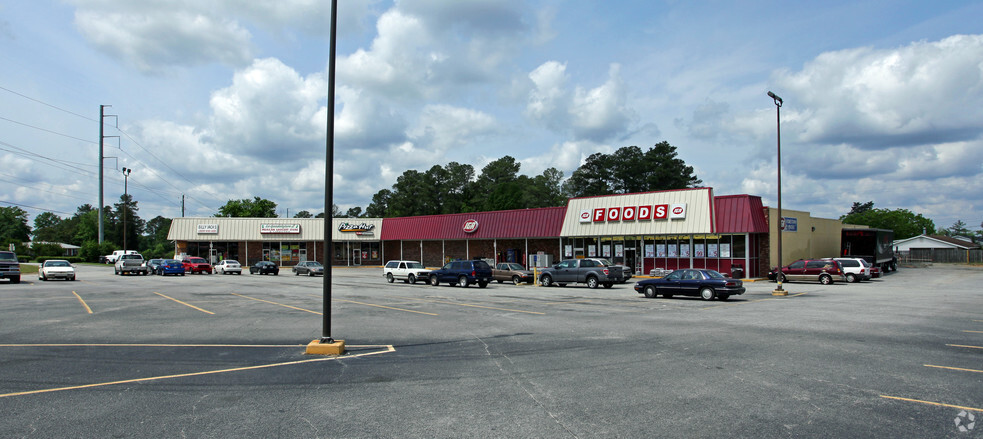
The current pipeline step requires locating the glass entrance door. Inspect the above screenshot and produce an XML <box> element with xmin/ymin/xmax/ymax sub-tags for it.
<box><xmin>351</xmin><ymin>247</ymin><xmax>361</xmax><ymax>265</ymax></box>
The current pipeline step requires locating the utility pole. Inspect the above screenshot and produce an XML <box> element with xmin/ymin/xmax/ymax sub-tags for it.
<box><xmin>182</xmin><ymin>195</ymin><xmax>185</xmax><ymax>217</ymax></box>
<box><xmin>98</xmin><ymin>105</ymin><xmax>117</xmax><ymax>244</ymax></box>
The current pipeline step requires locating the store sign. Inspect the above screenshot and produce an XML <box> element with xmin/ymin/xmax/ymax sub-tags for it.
<box><xmin>586</xmin><ymin>203</ymin><xmax>687</xmax><ymax>222</ymax></box>
<box><xmin>463</xmin><ymin>219</ymin><xmax>479</xmax><ymax>233</ymax></box>
<box><xmin>197</xmin><ymin>224</ymin><xmax>219</xmax><ymax>234</ymax></box>
<box><xmin>338</xmin><ymin>222</ymin><xmax>375</xmax><ymax>235</ymax></box>
<box><xmin>260</xmin><ymin>224</ymin><xmax>301</xmax><ymax>234</ymax></box>
<box><xmin>781</xmin><ymin>217</ymin><xmax>797</xmax><ymax>232</ymax></box>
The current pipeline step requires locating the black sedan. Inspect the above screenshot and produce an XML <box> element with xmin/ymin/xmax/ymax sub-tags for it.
<box><xmin>250</xmin><ymin>261</ymin><xmax>280</xmax><ymax>275</ymax></box>
<box><xmin>292</xmin><ymin>261</ymin><xmax>324</xmax><ymax>276</ymax></box>
<box><xmin>634</xmin><ymin>269</ymin><xmax>745</xmax><ymax>301</ymax></box>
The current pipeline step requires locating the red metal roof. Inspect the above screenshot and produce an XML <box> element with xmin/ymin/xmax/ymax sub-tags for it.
<box><xmin>714</xmin><ymin>195</ymin><xmax>769</xmax><ymax>234</ymax></box>
<box><xmin>381</xmin><ymin>207</ymin><xmax>567</xmax><ymax>240</ymax></box>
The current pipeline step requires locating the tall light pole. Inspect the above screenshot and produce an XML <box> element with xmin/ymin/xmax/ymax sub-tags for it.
<box><xmin>307</xmin><ymin>0</ymin><xmax>344</xmax><ymax>355</ymax></box>
<box><xmin>768</xmin><ymin>91</ymin><xmax>787</xmax><ymax>296</ymax></box>
<box><xmin>121</xmin><ymin>167</ymin><xmax>132</xmax><ymax>251</ymax></box>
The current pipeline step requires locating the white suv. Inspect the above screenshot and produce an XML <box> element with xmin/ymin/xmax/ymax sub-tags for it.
<box><xmin>833</xmin><ymin>258</ymin><xmax>872</xmax><ymax>283</ymax></box>
<box><xmin>384</xmin><ymin>260</ymin><xmax>430</xmax><ymax>284</ymax></box>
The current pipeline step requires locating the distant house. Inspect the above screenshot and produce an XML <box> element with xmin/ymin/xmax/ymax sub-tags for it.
<box><xmin>24</xmin><ymin>242</ymin><xmax>81</xmax><ymax>257</ymax></box>
<box><xmin>893</xmin><ymin>234</ymin><xmax>981</xmax><ymax>264</ymax></box>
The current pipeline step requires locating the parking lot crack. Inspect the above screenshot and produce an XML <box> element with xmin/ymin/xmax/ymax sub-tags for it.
<box><xmin>471</xmin><ymin>333</ymin><xmax>580</xmax><ymax>438</ymax></box>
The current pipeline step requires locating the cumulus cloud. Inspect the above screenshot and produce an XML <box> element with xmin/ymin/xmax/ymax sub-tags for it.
<box><xmin>526</xmin><ymin>62</ymin><xmax>635</xmax><ymax>143</ymax></box>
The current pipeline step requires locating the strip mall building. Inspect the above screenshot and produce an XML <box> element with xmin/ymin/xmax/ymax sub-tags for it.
<box><xmin>167</xmin><ymin>187</ymin><xmax>853</xmax><ymax>278</ymax></box>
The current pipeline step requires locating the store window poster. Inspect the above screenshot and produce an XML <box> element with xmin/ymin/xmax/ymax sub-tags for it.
<box><xmin>615</xmin><ymin>244</ymin><xmax>624</xmax><ymax>257</ymax></box>
<box><xmin>695</xmin><ymin>244</ymin><xmax>705</xmax><ymax>258</ymax></box>
<box><xmin>645</xmin><ymin>244</ymin><xmax>655</xmax><ymax>258</ymax></box>
<box><xmin>565</xmin><ymin>245</ymin><xmax>573</xmax><ymax>258</ymax></box>
<box><xmin>680</xmin><ymin>244</ymin><xmax>690</xmax><ymax>258</ymax></box>
<box><xmin>603</xmin><ymin>245</ymin><xmax>611</xmax><ymax>258</ymax></box>
<box><xmin>667</xmin><ymin>244</ymin><xmax>677</xmax><ymax>258</ymax></box>
<box><xmin>720</xmin><ymin>243</ymin><xmax>731</xmax><ymax>258</ymax></box>
<box><xmin>588</xmin><ymin>245</ymin><xmax>596</xmax><ymax>257</ymax></box>
<box><xmin>708</xmin><ymin>244</ymin><xmax>719</xmax><ymax>258</ymax></box>
<box><xmin>656</xmin><ymin>244</ymin><xmax>666</xmax><ymax>258</ymax></box>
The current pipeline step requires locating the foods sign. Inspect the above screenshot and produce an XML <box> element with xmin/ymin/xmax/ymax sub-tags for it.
<box><xmin>260</xmin><ymin>224</ymin><xmax>301</xmax><ymax>234</ymax></box>
<box><xmin>582</xmin><ymin>204</ymin><xmax>687</xmax><ymax>222</ymax></box>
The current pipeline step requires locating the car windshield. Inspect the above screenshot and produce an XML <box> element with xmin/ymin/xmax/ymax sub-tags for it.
<box><xmin>308</xmin><ymin>262</ymin><xmax>323</xmax><ymax>267</ymax></box>
<box><xmin>45</xmin><ymin>260</ymin><xmax>70</xmax><ymax>267</ymax></box>
<box><xmin>506</xmin><ymin>263</ymin><xmax>522</xmax><ymax>270</ymax></box>
<box><xmin>407</xmin><ymin>262</ymin><xmax>424</xmax><ymax>269</ymax></box>
<box><xmin>705</xmin><ymin>270</ymin><xmax>725</xmax><ymax>279</ymax></box>
<box><xmin>0</xmin><ymin>252</ymin><xmax>15</xmax><ymax>261</ymax></box>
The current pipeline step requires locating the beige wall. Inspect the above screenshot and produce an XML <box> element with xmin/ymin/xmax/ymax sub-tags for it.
<box><xmin>766</xmin><ymin>208</ymin><xmax>859</xmax><ymax>266</ymax></box>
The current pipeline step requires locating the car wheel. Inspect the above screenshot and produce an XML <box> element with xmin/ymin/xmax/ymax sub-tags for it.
<box><xmin>819</xmin><ymin>274</ymin><xmax>833</xmax><ymax>285</ymax></box>
<box><xmin>408</xmin><ymin>274</ymin><xmax>417</xmax><ymax>284</ymax></box>
<box><xmin>718</xmin><ymin>294</ymin><xmax>730</xmax><ymax>301</ymax></box>
<box><xmin>386</xmin><ymin>273</ymin><xmax>394</xmax><ymax>283</ymax></box>
<box><xmin>457</xmin><ymin>275</ymin><xmax>470</xmax><ymax>287</ymax></box>
<box><xmin>540</xmin><ymin>274</ymin><xmax>552</xmax><ymax>287</ymax></box>
<box><xmin>846</xmin><ymin>273</ymin><xmax>857</xmax><ymax>283</ymax></box>
<box><xmin>295</xmin><ymin>270</ymin><xmax>299</xmax><ymax>276</ymax></box>
<box><xmin>309</xmin><ymin>271</ymin><xmax>315</xmax><ymax>277</ymax></box>
<box><xmin>700</xmin><ymin>287</ymin><xmax>716</xmax><ymax>301</ymax></box>
<box><xmin>478</xmin><ymin>282</ymin><xmax>488</xmax><ymax>288</ymax></box>
<box><xmin>70</xmin><ymin>276</ymin><xmax>76</xmax><ymax>281</ymax></box>
<box><xmin>602</xmin><ymin>283</ymin><xmax>613</xmax><ymax>289</ymax></box>
<box><xmin>512</xmin><ymin>275</ymin><xmax>521</xmax><ymax>285</ymax></box>
<box><xmin>643</xmin><ymin>285</ymin><xmax>656</xmax><ymax>298</ymax></box>
<box><xmin>430</xmin><ymin>275</ymin><xmax>439</xmax><ymax>286</ymax></box>
<box><xmin>586</xmin><ymin>276</ymin><xmax>599</xmax><ymax>289</ymax></box>
<box><xmin>181</xmin><ymin>273</ymin><xmax>185</xmax><ymax>276</ymax></box>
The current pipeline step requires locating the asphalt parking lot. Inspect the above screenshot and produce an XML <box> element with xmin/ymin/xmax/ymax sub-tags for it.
<box><xmin>1</xmin><ymin>264</ymin><xmax>981</xmax><ymax>438</ymax></box>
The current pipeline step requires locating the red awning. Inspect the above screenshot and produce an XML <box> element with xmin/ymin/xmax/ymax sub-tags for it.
<box><xmin>714</xmin><ymin>195</ymin><xmax>769</xmax><ymax>234</ymax></box>
<box><xmin>381</xmin><ymin>207</ymin><xmax>566</xmax><ymax>240</ymax></box>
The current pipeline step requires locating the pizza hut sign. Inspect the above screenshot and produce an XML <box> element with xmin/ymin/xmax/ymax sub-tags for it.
<box><xmin>579</xmin><ymin>203</ymin><xmax>687</xmax><ymax>223</ymax></box>
<box><xmin>463</xmin><ymin>219</ymin><xmax>479</xmax><ymax>233</ymax></box>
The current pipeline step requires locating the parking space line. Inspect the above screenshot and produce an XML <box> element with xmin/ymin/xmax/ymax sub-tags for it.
<box><xmin>701</xmin><ymin>292</ymin><xmax>807</xmax><ymax>309</ymax></box>
<box><xmin>154</xmin><ymin>292</ymin><xmax>214</xmax><ymax>315</ymax></box>
<box><xmin>0</xmin><ymin>343</ymin><xmax>305</xmax><ymax>347</ymax></box>
<box><xmin>963</xmin><ymin>330</ymin><xmax>983</xmax><ymax>334</ymax></box>
<box><xmin>231</xmin><ymin>293</ymin><xmax>321</xmax><ymax>315</ymax></box>
<box><xmin>72</xmin><ymin>291</ymin><xmax>92</xmax><ymax>314</ymax></box>
<box><xmin>880</xmin><ymin>395</ymin><xmax>983</xmax><ymax>412</ymax></box>
<box><xmin>335</xmin><ymin>298</ymin><xmax>439</xmax><ymax>316</ymax></box>
<box><xmin>396</xmin><ymin>297</ymin><xmax>545</xmax><ymax>315</ymax></box>
<box><xmin>948</xmin><ymin>344</ymin><xmax>983</xmax><ymax>350</ymax></box>
<box><xmin>924</xmin><ymin>364</ymin><xmax>983</xmax><ymax>374</ymax></box>
<box><xmin>0</xmin><ymin>345</ymin><xmax>395</xmax><ymax>399</ymax></box>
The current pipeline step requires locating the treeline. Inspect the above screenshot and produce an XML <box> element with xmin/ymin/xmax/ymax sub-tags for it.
<box><xmin>362</xmin><ymin>142</ymin><xmax>701</xmax><ymax>218</ymax></box>
<box><xmin>1</xmin><ymin>195</ymin><xmax>172</xmax><ymax>261</ymax></box>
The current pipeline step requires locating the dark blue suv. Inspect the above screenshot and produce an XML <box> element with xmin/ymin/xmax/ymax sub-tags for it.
<box><xmin>428</xmin><ymin>260</ymin><xmax>493</xmax><ymax>288</ymax></box>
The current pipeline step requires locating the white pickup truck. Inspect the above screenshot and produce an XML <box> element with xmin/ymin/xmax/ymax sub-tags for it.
<box><xmin>383</xmin><ymin>260</ymin><xmax>430</xmax><ymax>284</ymax></box>
<box><xmin>104</xmin><ymin>250</ymin><xmax>138</xmax><ymax>264</ymax></box>
<box><xmin>115</xmin><ymin>253</ymin><xmax>149</xmax><ymax>275</ymax></box>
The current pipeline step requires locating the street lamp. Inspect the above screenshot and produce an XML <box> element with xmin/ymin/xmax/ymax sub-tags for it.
<box><xmin>767</xmin><ymin>91</ymin><xmax>787</xmax><ymax>296</ymax></box>
<box><xmin>121</xmin><ymin>167</ymin><xmax>132</xmax><ymax>251</ymax></box>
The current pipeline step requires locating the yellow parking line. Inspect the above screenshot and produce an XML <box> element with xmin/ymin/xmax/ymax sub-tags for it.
<box><xmin>925</xmin><ymin>364</ymin><xmax>983</xmax><ymax>374</ymax></box>
<box><xmin>231</xmin><ymin>293</ymin><xmax>321</xmax><ymax>315</ymax></box>
<box><xmin>335</xmin><ymin>298</ymin><xmax>438</xmax><ymax>316</ymax></box>
<box><xmin>948</xmin><ymin>344</ymin><xmax>983</xmax><ymax>350</ymax></box>
<box><xmin>963</xmin><ymin>330</ymin><xmax>983</xmax><ymax>334</ymax></box>
<box><xmin>0</xmin><ymin>343</ymin><xmax>304</xmax><ymax>347</ymax></box>
<box><xmin>880</xmin><ymin>395</ymin><xmax>983</xmax><ymax>412</ymax></box>
<box><xmin>154</xmin><ymin>292</ymin><xmax>214</xmax><ymax>315</ymax></box>
<box><xmin>0</xmin><ymin>345</ymin><xmax>395</xmax><ymax>398</ymax></box>
<box><xmin>701</xmin><ymin>292</ymin><xmax>807</xmax><ymax>309</ymax></box>
<box><xmin>71</xmin><ymin>291</ymin><xmax>92</xmax><ymax>314</ymax></box>
<box><xmin>399</xmin><ymin>297</ymin><xmax>545</xmax><ymax>315</ymax></box>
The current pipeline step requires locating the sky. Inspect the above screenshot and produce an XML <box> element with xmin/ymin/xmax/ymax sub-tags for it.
<box><xmin>1</xmin><ymin>0</ymin><xmax>982</xmax><ymax>234</ymax></box>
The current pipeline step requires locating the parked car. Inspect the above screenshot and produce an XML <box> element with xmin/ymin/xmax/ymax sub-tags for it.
<box><xmin>115</xmin><ymin>253</ymin><xmax>149</xmax><ymax>275</ymax></box>
<box><xmin>595</xmin><ymin>258</ymin><xmax>633</xmax><ymax>283</ymax></box>
<box><xmin>870</xmin><ymin>266</ymin><xmax>882</xmax><ymax>278</ymax></box>
<box><xmin>157</xmin><ymin>259</ymin><xmax>186</xmax><ymax>276</ymax></box>
<box><xmin>182</xmin><ymin>257</ymin><xmax>212</xmax><ymax>274</ymax></box>
<box><xmin>250</xmin><ymin>261</ymin><xmax>279</xmax><ymax>275</ymax></box>
<box><xmin>213</xmin><ymin>259</ymin><xmax>242</xmax><ymax>275</ymax></box>
<box><xmin>832</xmin><ymin>257</ymin><xmax>872</xmax><ymax>283</ymax></box>
<box><xmin>634</xmin><ymin>269</ymin><xmax>744</xmax><ymax>301</ymax></box>
<box><xmin>39</xmin><ymin>259</ymin><xmax>76</xmax><ymax>281</ymax></box>
<box><xmin>147</xmin><ymin>258</ymin><xmax>164</xmax><ymax>274</ymax></box>
<box><xmin>293</xmin><ymin>261</ymin><xmax>324</xmax><ymax>276</ymax></box>
<box><xmin>0</xmin><ymin>250</ymin><xmax>20</xmax><ymax>284</ymax></box>
<box><xmin>492</xmin><ymin>262</ymin><xmax>534</xmax><ymax>284</ymax></box>
<box><xmin>428</xmin><ymin>259</ymin><xmax>493</xmax><ymax>288</ymax></box>
<box><xmin>768</xmin><ymin>259</ymin><xmax>846</xmax><ymax>285</ymax></box>
<box><xmin>384</xmin><ymin>260</ymin><xmax>430</xmax><ymax>284</ymax></box>
<box><xmin>538</xmin><ymin>258</ymin><xmax>624</xmax><ymax>289</ymax></box>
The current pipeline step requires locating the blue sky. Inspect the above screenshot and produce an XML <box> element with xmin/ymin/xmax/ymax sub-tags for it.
<box><xmin>1</xmin><ymin>0</ymin><xmax>981</xmax><ymax>234</ymax></box>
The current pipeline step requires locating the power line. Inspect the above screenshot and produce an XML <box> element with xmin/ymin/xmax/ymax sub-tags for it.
<box><xmin>0</xmin><ymin>85</ymin><xmax>97</xmax><ymax>122</ymax></box>
<box><xmin>0</xmin><ymin>200</ymin><xmax>73</xmax><ymax>216</ymax></box>
<box><xmin>0</xmin><ymin>116</ymin><xmax>98</xmax><ymax>145</ymax></box>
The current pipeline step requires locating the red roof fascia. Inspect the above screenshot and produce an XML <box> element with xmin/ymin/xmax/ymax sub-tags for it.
<box><xmin>714</xmin><ymin>195</ymin><xmax>769</xmax><ymax>234</ymax></box>
<box><xmin>381</xmin><ymin>206</ymin><xmax>567</xmax><ymax>240</ymax></box>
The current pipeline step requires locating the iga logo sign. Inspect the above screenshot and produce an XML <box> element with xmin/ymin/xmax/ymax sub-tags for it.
<box><xmin>463</xmin><ymin>219</ymin><xmax>479</xmax><ymax>233</ymax></box>
<box><xmin>579</xmin><ymin>210</ymin><xmax>592</xmax><ymax>223</ymax></box>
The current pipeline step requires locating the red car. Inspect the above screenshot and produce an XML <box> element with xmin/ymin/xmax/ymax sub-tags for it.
<box><xmin>181</xmin><ymin>257</ymin><xmax>212</xmax><ymax>274</ymax></box>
